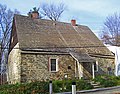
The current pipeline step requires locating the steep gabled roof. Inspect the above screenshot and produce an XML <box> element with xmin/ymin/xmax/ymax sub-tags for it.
<box><xmin>12</xmin><ymin>14</ymin><xmax>112</xmax><ymax>57</ymax></box>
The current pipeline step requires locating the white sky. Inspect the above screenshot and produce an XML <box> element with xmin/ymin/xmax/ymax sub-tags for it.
<box><xmin>1</xmin><ymin>0</ymin><xmax>120</xmax><ymax>37</ymax></box>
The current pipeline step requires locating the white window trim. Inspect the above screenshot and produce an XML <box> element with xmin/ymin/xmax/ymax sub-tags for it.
<box><xmin>49</xmin><ymin>58</ymin><xmax>59</xmax><ymax>72</ymax></box>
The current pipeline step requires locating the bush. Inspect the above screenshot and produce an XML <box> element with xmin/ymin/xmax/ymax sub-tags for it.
<box><xmin>112</xmin><ymin>76</ymin><xmax>120</xmax><ymax>85</ymax></box>
<box><xmin>53</xmin><ymin>80</ymin><xmax>63</xmax><ymax>92</ymax></box>
<box><xmin>52</xmin><ymin>79</ymin><xmax>93</xmax><ymax>93</ymax></box>
<box><xmin>76</xmin><ymin>80</ymin><xmax>93</xmax><ymax>90</ymax></box>
<box><xmin>93</xmin><ymin>75</ymin><xmax>118</xmax><ymax>87</ymax></box>
<box><xmin>103</xmin><ymin>80</ymin><xmax>117</xmax><ymax>87</ymax></box>
<box><xmin>53</xmin><ymin>80</ymin><xmax>72</xmax><ymax>92</ymax></box>
<box><xmin>0</xmin><ymin>81</ymin><xmax>49</xmax><ymax>94</ymax></box>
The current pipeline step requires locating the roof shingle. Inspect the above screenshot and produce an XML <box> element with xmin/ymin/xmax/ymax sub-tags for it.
<box><xmin>13</xmin><ymin>14</ymin><xmax>112</xmax><ymax>57</ymax></box>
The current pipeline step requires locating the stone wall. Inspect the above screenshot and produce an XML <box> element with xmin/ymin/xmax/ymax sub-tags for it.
<box><xmin>8</xmin><ymin>48</ymin><xmax>115</xmax><ymax>83</ymax></box>
<box><xmin>81</xmin><ymin>57</ymin><xmax>114</xmax><ymax>79</ymax></box>
<box><xmin>21</xmin><ymin>53</ymin><xmax>77</xmax><ymax>83</ymax></box>
<box><xmin>95</xmin><ymin>57</ymin><xmax>115</xmax><ymax>76</ymax></box>
<box><xmin>8</xmin><ymin>43</ymin><xmax>21</xmax><ymax>84</ymax></box>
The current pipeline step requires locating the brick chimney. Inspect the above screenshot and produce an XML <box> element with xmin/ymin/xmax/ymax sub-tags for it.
<box><xmin>31</xmin><ymin>11</ymin><xmax>39</xmax><ymax>19</ymax></box>
<box><xmin>71</xmin><ymin>19</ymin><xmax>76</xmax><ymax>26</ymax></box>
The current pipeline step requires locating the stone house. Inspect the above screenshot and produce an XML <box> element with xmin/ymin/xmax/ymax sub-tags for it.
<box><xmin>8</xmin><ymin>13</ymin><xmax>114</xmax><ymax>84</ymax></box>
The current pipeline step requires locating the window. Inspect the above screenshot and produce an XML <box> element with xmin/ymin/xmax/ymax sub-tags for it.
<box><xmin>49</xmin><ymin>58</ymin><xmax>58</xmax><ymax>72</ymax></box>
<box><xmin>68</xmin><ymin>65</ymin><xmax>71</xmax><ymax>70</ymax></box>
<box><xmin>94</xmin><ymin>61</ymin><xmax>98</xmax><ymax>72</ymax></box>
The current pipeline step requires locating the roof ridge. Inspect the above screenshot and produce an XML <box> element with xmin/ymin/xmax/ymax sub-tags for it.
<box><xmin>14</xmin><ymin>14</ymin><xmax>88</xmax><ymax>27</ymax></box>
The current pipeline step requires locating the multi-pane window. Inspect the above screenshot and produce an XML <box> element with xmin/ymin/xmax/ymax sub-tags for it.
<box><xmin>49</xmin><ymin>58</ymin><xmax>58</xmax><ymax>72</ymax></box>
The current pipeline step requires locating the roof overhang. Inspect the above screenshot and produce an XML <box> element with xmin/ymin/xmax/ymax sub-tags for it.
<box><xmin>21</xmin><ymin>48</ymin><xmax>96</xmax><ymax>63</ymax></box>
<box><xmin>70</xmin><ymin>51</ymin><xmax>96</xmax><ymax>63</ymax></box>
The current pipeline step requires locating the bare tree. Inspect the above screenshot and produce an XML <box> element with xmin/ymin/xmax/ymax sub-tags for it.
<box><xmin>0</xmin><ymin>4</ymin><xmax>20</xmax><ymax>84</ymax></box>
<box><xmin>101</xmin><ymin>13</ymin><xmax>120</xmax><ymax>46</ymax></box>
<box><xmin>40</xmin><ymin>3</ymin><xmax>66</xmax><ymax>21</ymax></box>
<box><xmin>0</xmin><ymin>4</ymin><xmax>20</xmax><ymax>43</ymax></box>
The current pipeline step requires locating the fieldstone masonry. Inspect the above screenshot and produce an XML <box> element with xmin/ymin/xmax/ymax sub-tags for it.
<box><xmin>8</xmin><ymin>43</ymin><xmax>21</xmax><ymax>84</ymax></box>
<box><xmin>21</xmin><ymin>53</ymin><xmax>76</xmax><ymax>83</ymax></box>
<box><xmin>8</xmin><ymin>45</ymin><xmax>114</xmax><ymax>84</ymax></box>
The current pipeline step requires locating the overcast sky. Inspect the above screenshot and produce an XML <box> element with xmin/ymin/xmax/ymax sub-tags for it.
<box><xmin>1</xmin><ymin>0</ymin><xmax>120</xmax><ymax>37</ymax></box>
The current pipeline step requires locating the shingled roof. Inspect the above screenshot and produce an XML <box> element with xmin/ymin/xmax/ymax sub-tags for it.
<box><xmin>12</xmin><ymin>14</ymin><xmax>113</xmax><ymax>59</ymax></box>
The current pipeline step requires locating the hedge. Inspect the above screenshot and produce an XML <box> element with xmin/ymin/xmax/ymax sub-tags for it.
<box><xmin>0</xmin><ymin>79</ymin><xmax>93</xmax><ymax>93</ymax></box>
<box><xmin>52</xmin><ymin>79</ymin><xmax>93</xmax><ymax>93</ymax></box>
<box><xmin>1</xmin><ymin>75</ymin><xmax>120</xmax><ymax>94</ymax></box>
<box><xmin>93</xmin><ymin>75</ymin><xmax>120</xmax><ymax>87</ymax></box>
<box><xmin>0</xmin><ymin>81</ymin><xmax>49</xmax><ymax>94</ymax></box>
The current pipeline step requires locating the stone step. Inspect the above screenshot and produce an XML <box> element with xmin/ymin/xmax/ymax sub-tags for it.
<box><xmin>93</xmin><ymin>85</ymin><xmax>101</xmax><ymax>88</ymax></box>
<box><xmin>90</xmin><ymin>81</ymin><xmax>101</xmax><ymax>88</ymax></box>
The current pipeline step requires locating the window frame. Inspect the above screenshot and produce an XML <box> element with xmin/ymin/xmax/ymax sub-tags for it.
<box><xmin>49</xmin><ymin>58</ymin><xmax>58</xmax><ymax>72</ymax></box>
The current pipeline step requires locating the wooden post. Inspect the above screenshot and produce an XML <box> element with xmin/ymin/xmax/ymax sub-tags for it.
<box><xmin>92</xmin><ymin>63</ymin><xmax>95</xmax><ymax>79</ymax></box>
<box><xmin>49</xmin><ymin>81</ymin><xmax>52</xmax><ymax>94</ymax></box>
<box><xmin>72</xmin><ymin>82</ymin><xmax>76</xmax><ymax>94</ymax></box>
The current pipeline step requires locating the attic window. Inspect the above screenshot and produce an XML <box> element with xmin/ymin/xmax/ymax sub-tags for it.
<box><xmin>49</xmin><ymin>58</ymin><xmax>58</xmax><ymax>72</ymax></box>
